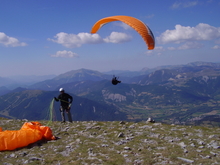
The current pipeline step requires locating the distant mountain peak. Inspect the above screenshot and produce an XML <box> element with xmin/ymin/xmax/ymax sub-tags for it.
<box><xmin>140</xmin><ymin>67</ymin><xmax>150</xmax><ymax>72</ymax></box>
<box><xmin>187</xmin><ymin>61</ymin><xmax>220</xmax><ymax>67</ymax></box>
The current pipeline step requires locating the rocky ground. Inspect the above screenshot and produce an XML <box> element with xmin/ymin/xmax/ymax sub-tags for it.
<box><xmin>0</xmin><ymin>118</ymin><xmax>220</xmax><ymax>165</ymax></box>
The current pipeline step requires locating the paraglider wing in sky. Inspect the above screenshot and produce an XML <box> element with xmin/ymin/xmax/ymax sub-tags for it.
<box><xmin>90</xmin><ymin>15</ymin><xmax>155</xmax><ymax>50</ymax></box>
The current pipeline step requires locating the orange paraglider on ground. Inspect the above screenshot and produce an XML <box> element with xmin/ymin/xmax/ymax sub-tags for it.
<box><xmin>90</xmin><ymin>15</ymin><xmax>155</xmax><ymax>50</ymax></box>
<box><xmin>0</xmin><ymin>121</ymin><xmax>56</xmax><ymax>151</ymax></box>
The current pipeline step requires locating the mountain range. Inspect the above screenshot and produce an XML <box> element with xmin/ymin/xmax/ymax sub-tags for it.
<box><xmin>0</xmin><ymin>61</ymin><xmax>220</xmax><ymax>126</ymax></box>
<box><xmin>0</xmin><ymin>89</ymin><xmax>126</xmax><ymax>121</ymax></box>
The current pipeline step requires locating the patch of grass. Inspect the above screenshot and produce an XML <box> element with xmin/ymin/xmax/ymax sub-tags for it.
<box><xmin>1</xmin><ymin>119</ymin><xmax>220</xmax><ymax>164</ymax></box>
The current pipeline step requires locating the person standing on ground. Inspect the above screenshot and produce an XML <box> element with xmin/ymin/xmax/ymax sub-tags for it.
<box><xmin>54</xmin><ymin>88</ymin><xmax>73</xmax><ymax>123</ymax></box>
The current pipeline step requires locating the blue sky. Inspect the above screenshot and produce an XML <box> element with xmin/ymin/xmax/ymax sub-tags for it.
<box><xmin>0</xmin><ymin>0</ymin><xmax>220</xmax><ymax>77</ymax></box>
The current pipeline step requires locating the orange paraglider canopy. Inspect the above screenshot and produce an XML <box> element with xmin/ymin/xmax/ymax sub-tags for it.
<box><xmin>90</xmin><ymin>15</ymin><xmax>155</xmax><ymax>50</ymax></box>
<box><xmin>0</xmin><ymin>122</ymin><xmax>56</xmax><ymax>151</ymax></box>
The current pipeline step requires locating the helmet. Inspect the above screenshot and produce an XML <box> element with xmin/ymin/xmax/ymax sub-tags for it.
<box><xmin>59</xmin><ymin>88</ymin><xmax>64</xmax><ymax>92</ymax></box>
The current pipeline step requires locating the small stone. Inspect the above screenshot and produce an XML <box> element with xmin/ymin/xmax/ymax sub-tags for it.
<box><xmin>153</xmin><ymin>123</ymin><xmax>161</xmax><ymax>126</ymax></box>
<box><xmin>208</xmin><ymin>135</ymin><xmax>218</xmax><ymax>139</ymax></box>
<box><xmin>147</xmin><ymin>117</ymin><xmax>155</xmax><ymax>123</ymax></box>
<box><xmin>213</xmin><ymin>145</ymin><xmax>220</xmax><ymax>149</ymax></box>
<box><xmin>9</xmin><ymin>154</ymin><xmax>16</xmax><ymax>158</ymax></box>
<box><xmin>205</xmin><ymin>155</ymin><xmax>211</xmax><ymax>159</ymax></box>
<box><xmin>28</xmin><ymin>157</ymin><xmax>43</xmax><ymax>162</ymax></box>
<box><xmin>210</xmin><ymin>151</ymin><xmax>217</xmax><ymax>156</ymax></box>
<box><xmin>119</xmin><ymin>121</ymin><xmax>126</xmax><ymax>124</ymax></box>
<box><xmin>209</xmin><ymin>141</ymin><xmax>220</xmax><ymax>149</ymax></box>
<box><xmin>177</xmin><ymin>157</ymin><xmax>194</xmax><ymax>163</ymax></box>
<box><xmin>134</xmin><ymin>159</ymin><xmax>143</xmax><ymax>164</ymax></box>
<box><xmin>117</xmin><ymin>132</ymin><xmax>124</xmax><ymax>138</ymax></box>
<box><xmin>22</xmin><ymin>119</ymin><xmax>28</xmax><ymax>122</ymax></box>
<box><xmin>93</xmin><ymin>126</ymin><xmax>101</xmax><ymax>130</ymax></box>
<box><xmin>20</xmin><ymin>152</ymin><xmax>28</xmax><ymax>157</ymax></box>
<box><xmin>101</xmin><ymin>144</ymin><xmax>109</xmax><ymax>147</ymax></box>
<box><xmin>124</xmin><ymin>146</ymin><xmax>131</xmax><ymax>150</ymax></box>
<box><xmin>178</xmin><ymin>142</ymin><xmax>186</xmax><ymax>148</ymax></box>
<box><xmin>190</xmin><ymin>143</ymin><xmax>196</xmax><ymax>147</ymax></box>
<box><xmin>3</xmin><ymin>163</ymin><xmax>13</xmax><ymax>165</ymax></box>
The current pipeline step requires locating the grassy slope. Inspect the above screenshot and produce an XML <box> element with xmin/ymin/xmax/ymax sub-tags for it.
<box><xmin>0</xmin><ymin>118</ymin><xmax>220</xmax><ymax>164</ymax></box>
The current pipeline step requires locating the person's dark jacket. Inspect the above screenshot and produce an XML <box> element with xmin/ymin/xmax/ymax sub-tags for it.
<box><xmin>54</xmin><ymin>93</ymin><xmax>73</xmax><ymax>107</ymax></box>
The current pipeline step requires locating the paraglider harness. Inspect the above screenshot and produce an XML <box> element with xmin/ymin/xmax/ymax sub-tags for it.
<box><xmin>112</xmin><ymin>75</ymin><xmax>121</xmax><ymax>85</ymax></box>
<box><xmin>54</xmin><ymin>98</ymin><xmax>72</xmax><ymax>112</ymax></box>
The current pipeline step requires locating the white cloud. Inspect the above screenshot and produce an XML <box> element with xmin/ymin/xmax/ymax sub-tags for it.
<box><xmin>167</xmin><ymin>42</ymin><xmax>203</xmax><ymax>50</ymax></box>
<box><xmin>212</xmin><ymin>45</ymin><xmax>220</xmax><ymax>49</ymax></box>
<box><xmin>155</xmin><ymin>46</ymin><xmax>165</xmax><ymax>51</ymax></box>
<box><xmin>104</xmin><ymin>32</ymin><xmax>132</xmax><ymax>43</ymax></box>
<box><xmin>0</xmin><ymin>32</ymin><xmax>27</xmax><ymax>47</ymax></box>
<box><xmin>115</xmin><ymin>22</ymin><xmax>131</xmax><ymax>30</ymax></box>
<box><xmin>168</xmin><ymin>47</ymin><xmax>176</xmax><ymax>50</ymax></box>
<box><xmin>49</xmin><ymin>31</ymin><xmax>132</xmax><ymax>47</ymax></box>
<box><xmin>171</xmin><ymin>1</ymin><xmax>198</xmax><ymax>9</ymax></box>
<box><xmin>51</xmin><ymin>50</ymin><xmax>79</xmax><ymax>58</ymax></box>
<box><xmin>48</xmin><ymin>32</ymin><xmax>103</xmax><ymax>48</ymax></box>
<box><xmin>157</xmin><ymin>23</ymin><xmax>220</xmax><ymax>44</ymax></box>
<box><xmin>177</xmin><ymin>41</ymin><xmax>203</xmax><ymax>49</ymax></box>
<box><xmin>145</xmin><ymin>46</ymin><xmax>165</xmax><ymax>56</ymax></box>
